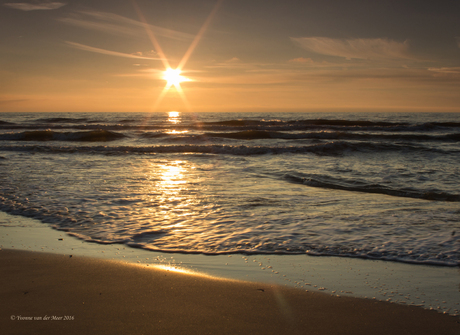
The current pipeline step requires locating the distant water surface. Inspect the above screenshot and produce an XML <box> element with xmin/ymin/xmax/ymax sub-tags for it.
<box><xmin>0</xmin><ymin>111</ymin><xmax>459</xmax><ymax>266</ymax></box>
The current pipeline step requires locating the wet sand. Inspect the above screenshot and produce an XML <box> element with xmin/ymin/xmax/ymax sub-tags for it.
<box><xmin>1</xmin><ymin>249</ymin><xmax>459</xmax><ymax>335</ymax></box>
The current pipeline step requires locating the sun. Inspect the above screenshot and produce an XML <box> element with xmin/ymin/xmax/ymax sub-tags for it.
<box><xmin>163</xmin><ymin>68</ymin><xmax>189</xmax><ymax>88</ymax></box>
<box><xmin>133</xmin><ymin>0</ymin><xmax>222</xmax><ymax>111</ymax></box>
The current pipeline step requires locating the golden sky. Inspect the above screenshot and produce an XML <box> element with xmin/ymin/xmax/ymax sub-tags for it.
<box><xmin>1</xmin><ymin>0</ymin><xmax>460</xmax><ymax>112</ymax></box>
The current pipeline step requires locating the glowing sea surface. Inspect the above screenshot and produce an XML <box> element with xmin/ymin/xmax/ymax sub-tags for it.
<box><xmin>0</xmin><ymin>111</ymin><xmax>459</xmax><ymax>265</ymax></box>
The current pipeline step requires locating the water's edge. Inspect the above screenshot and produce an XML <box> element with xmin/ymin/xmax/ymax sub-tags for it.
<box><xmin>1</xmin><ymin>210</ymin><xmax>459</xmax><ymax>316</ymax></box>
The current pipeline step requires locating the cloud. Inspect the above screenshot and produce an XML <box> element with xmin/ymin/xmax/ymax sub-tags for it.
<box><xmin>0</xmin><ymin>98</ymin><xmax>28</xmax><ymax>105</ymax></box>
<box><xmin>226</xmin><ymin>57</ymin><xmax>241</xmax><ymax>63</ymax></box>
<box><xmin>204</xmin><ymin>58</ymin><xmax>255</xmax><ymax>70</ymax></box>
<box><xmin>4</xmin><ymin>2</ymin><xmax>66</xmax><ymax>11</ymax></box>
<box><xmin>288</xmin><ymin>57</ymin><xmax>314</xmax><ymax>64</ymax></box>
<box><xmin>66</xmin><ymin>41</ymin><xmax>164</xmax><ymax>61</ymax></box>
<box><xmin>428</xmin><ymin>67</ymin><xmax>460</xmax><ymax>74</ymax></box>
<box><xmin>291</xmin><ymin>37</ymin><xmax>413</xmax><ymax>60</ymax></box>
<box><xmin>199</xmin><ymin>58</ymin><xmax>451</xmax><ymax>87</ymax></box>
<box><xmin>59</xmin><ymin>10</ymin><xmax>194</xmax><ymax>41</ymax></box>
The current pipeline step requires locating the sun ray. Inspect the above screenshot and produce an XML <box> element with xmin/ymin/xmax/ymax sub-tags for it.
<box><xmin>151</xmin><ymin>84</ymin><xmax>172</xmax><ymax>111</ymax></box>
<box><xmin>175</xmin><ymin>85</ymin><xmax>193</xmax><ymax>112</ymax></box>
<box><xmin>133</xmin><ymin>0</ymin><xmax>222</xmax><ymax>112</ymax></box>
<box><xmin>177</xmin><ymin>0</ymin><xmax>224</xmax><ymax>71</ymax></box>
<box><xmin>132</xmin><ymin>0</ymin><xmax>170</xmax><ymax>70</ymax></box>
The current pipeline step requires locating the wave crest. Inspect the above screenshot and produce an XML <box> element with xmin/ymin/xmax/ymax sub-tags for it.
<box><xmin>0</xmin><ymin>130</ymin><xmax>126</xmax><ymax>142</ymax></box>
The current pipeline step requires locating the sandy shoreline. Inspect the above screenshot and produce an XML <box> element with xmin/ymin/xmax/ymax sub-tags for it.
<box><xmin>2</xmin><ymin>210</ymin><xmax>460</xmax><ymax>315</ymax></box>
<box><xmin>1</xmin><ymin>248</ymin><xmax>459</xmax><ymax>335</ymax></box>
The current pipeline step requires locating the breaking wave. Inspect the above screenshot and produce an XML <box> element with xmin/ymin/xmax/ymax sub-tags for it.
<box><xmin>0</xmin><ymin>130</ymin><xmax>126</xmax><ymax>142</ymax></box>
<box><xmin>284</xmin><ymin>173</ymin><xmax>460</xmax><ymax>202</ymax></box>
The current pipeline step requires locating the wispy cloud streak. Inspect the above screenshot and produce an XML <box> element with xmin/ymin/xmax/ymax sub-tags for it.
<box><xmin>4</xmin><ymin>2</ymin><xmax>66</xmax><ymax>11</ymax></box>
<box><xmin>428</xmin><ymin>67</ymin><xmax>460</xmax><ymax>74</ymax></box>
<box><xmin>66</xmin><ymin>41</ymin><xmax>164</xmax><ymax>61</ymax></box>
<box><xmin>291</xmin><ymin>37</ymin><xmax>413</xmax><ymax>60</ymax></box>
<box><xmin>59</xmin><ymin>10</ymin><xmax>194</xmax><ymax>41</ymax></box>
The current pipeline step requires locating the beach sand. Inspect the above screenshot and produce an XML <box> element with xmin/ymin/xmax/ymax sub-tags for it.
<box><xmin>1</xmin><ymin>249</ymin><xmax>459</xmax><ymax>335</ymax></box>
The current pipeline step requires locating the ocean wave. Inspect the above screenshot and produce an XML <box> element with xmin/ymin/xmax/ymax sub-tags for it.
<box><xmin>0</xmin><ymin>140</ymin><xmax>453</xmax><ymax>156</ymax></box>
<box><xmin>208</xmin><ymin>130</ymin><xmax>276</xmax><ymax>139</ymax></box>
<box><xmin>136</xmin><ymin>130</ymin><xmax>460</xmax><ymax>150</ymax></box>
<box><xmin>284</xmin><ymin>173</ymin><xmax>460</xmax><ymax>202</ymax></box>
<box><xmin>140</xmin><ymin>132</ymin><xmax>170</xmax><ymax>139</ymax></box>
<box><xmin>199</xmin><ymin>119</ymin><xmax>460</xmax><ymax>132</ymax></box>
<box><xmin>0</xmin><ymin>141</ymin><xmax>387</xmax><ymax>156</ymax></box>
<box><xmin>201</xmin><ymin>119</ymin><xmax>405</xmax><ymax>128</ymax></box>
<box><xmin>139</xmin><ymin>130</ymin><xmax>277</xmax><ymax>141</ymax></box>
<box><xmin>422</xmin><ymin>122</ymin><xmax>460</xmax><ymax>129</ymax></box>
<box><xmin>187</xmin><ymin>130</ymin><xmax>460</xmax><ymax>142</ymax></box>
<box><xmin>3</xmin><ymin>127</ymin><xmax>460</xmax><ymax>144</ymax></box>
<box><xmin>33</xmin><ymin>117</ymin><xmax>90</xmax><ymax>123</ymax></box>
<box><xmin>118</xmin><ymin>119</ymin><xmax>137</xmax><ymax>123</ymax></box>
<box><xmin>0</xmin><ymin>130</ymin><xmax>126</xmax><ymax>142</ymax></box>
<box><xmin>2</xmin><ymin>118</ymin><xmax>460</xmax><ymax>134</ymax></box>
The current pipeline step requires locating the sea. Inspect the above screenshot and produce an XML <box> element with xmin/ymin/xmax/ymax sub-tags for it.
<box><xmin>0</xmin><ymin>111</ymin><xmax>459</xmax><ymax>267</ymax></box>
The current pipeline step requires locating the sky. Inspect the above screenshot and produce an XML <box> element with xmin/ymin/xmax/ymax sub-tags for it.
<box><xmin>1</xmin><ymin>0</ymin><xmax>460</xmax><ymax>113</ymax></box>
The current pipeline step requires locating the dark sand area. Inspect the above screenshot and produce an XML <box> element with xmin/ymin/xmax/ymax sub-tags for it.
<box><xmin>1</xmin><ymin>249</ymin><xmax>459</xmax><ymax>335</ymax></box>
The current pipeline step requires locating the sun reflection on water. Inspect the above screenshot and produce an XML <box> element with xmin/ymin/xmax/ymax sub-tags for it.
<box><xmin>166</xmin><ymin>129</ymin><xmax>188</xmax><ymax>134</ymax></box>
<box><xmin>155</xmin><ymin>161</ymin><xmax>194</xmax><ymax>217</ymax></box>
<box><xmin>160</xmin><ymin>163</ymin><xmax>186</xmax><ymax>187</ymax></box>
<box><xmin>166</xmin><ymin>111</ymin><xmax>188</xmax><ymax>134</ymax></box>
<box><xmin>138</xmin><ymin>159</ymin><xmax>205</xmax><ymax>241</ymax></box>
<box><xmin>168</xmin><ymin>111</ymin><xmax>180</xmax><ymax>123</ymax></box>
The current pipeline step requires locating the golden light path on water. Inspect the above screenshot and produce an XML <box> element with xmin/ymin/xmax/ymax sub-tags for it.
<box><xmin>168</xmin><ymin>111</ymin><xmax>179</xmax><ymax>118</ymax></box>
<box><xmin>166</xmin><ymin>111</ymin><xmax>189</xmax><ymax>134</ymax></box>
<box><xmin>150</xmin><ymin>150</ymin><xmax>203</xmax><ymax>237</ymax></box>
<box><xmin>136</xmin><ymin>111</ymin><xmax>202</xmax><ymax>239</ymax></box>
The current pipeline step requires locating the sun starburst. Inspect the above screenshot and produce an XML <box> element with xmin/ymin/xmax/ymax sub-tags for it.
<box><xmin>132</xmin><ymin>0</ymin><xmax>223</xmax><ymax>112</ymax></box>
<box><xmin>163</xmin><ymin>68</ymin><xmax>190</xmax><ymax>88</ymax></box>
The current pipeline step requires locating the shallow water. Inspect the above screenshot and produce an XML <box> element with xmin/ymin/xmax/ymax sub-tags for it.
<box><xmin>0</xmin><ymin>111</ymin><xmax>459</xmax><ymax>265</ymax></box>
